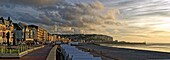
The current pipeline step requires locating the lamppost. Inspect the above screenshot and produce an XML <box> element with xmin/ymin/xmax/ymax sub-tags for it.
<box><xmin>2</xmin><ymin>32</ymin><xmax>5</xmax><ymax>44</ymax></box>
<box><xmin>6</xmin><ymin>31</ymin><xmax>10</xmax><ymax>46</ymax></box>
<box><xmin>13</xmin><ymin>33</ymin><xmax>16</xmax><ymax>45</ymax></box>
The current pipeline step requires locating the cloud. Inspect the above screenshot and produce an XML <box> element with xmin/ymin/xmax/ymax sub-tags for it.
<box><xmin>115</xmin><ymin>0</ymin><xmax>170</xmax><ymax>19</ymax></box>
<box><xmin>1</xmin><ymin>0</ymin><xmax>170</xmax><ymax>43</ymax></box>
<box><xmin>150</xmin><ymin>31</ymin><xmax>167</xmax><ymax>33</ymax></box>
<box><xmin>0</xmin><ymin>0</ymin><xmax>60</xmax><ymax>7</ymax></box>
<box><xmin>0</xmin><ymin>0</ymin><xmax>120</xmax><ymax>34</ymax></box>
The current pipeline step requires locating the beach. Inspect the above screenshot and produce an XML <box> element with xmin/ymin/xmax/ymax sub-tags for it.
<box><xmin>77</xmin><ymin>44</ymin><xmax>170</xmax><ymax>60</ymax></box>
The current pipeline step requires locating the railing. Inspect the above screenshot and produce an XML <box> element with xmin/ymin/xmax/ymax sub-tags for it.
<box><xmin>0</xmin><ymin>45</ymin><xmax>38</xmax><ymax>54</ymax></box>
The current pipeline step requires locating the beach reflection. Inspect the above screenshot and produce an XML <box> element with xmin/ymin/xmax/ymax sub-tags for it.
<box><xmin>100</xmin><ymin>44</ymin><xmax>170</xmax><ymax>53</ymax></box>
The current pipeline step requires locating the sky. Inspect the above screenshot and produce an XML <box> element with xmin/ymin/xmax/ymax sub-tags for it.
<box><xmin>0</xmin><ymin>0</ymin><xmax>170</xmax><ymax>43</ymax></box>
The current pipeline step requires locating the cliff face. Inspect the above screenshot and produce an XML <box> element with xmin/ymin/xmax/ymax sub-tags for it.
<box><xmin>57</xmin><ymin>34</ymin><xmax>113</xmax><ymax>41</ymax></box>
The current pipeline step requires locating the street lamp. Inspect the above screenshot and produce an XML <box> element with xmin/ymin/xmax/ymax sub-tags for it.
<box><xmin>6</xmin><ymin>31</ymin><xmax>10</xmax><ymax>46</ymax></box>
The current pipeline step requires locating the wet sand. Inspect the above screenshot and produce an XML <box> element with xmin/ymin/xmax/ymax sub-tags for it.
<box><xmin>77</xmin><ymin>44</ymin><xmax>170</xmax><ymax>60</ymax></box>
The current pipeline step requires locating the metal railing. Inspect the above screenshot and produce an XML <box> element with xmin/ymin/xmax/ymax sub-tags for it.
<box><xmin>0</xmin><ymin>45</ymin><xmax>32</xmax><ymax>54</ymax></box>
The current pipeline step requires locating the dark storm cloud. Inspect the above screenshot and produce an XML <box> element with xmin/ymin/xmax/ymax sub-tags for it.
<box><xmin>36</xmin><ymin>1</ymin><xmax>118</xmax><ymax>33</ymax></box>
<box><xmin>0</xmin><ymin>0</ymin><xmax>118</xmax><ymax>34</ymax></box>
<box><xmin>0</xmin><ymin>0</ymin><xmax>60</xmax><ymax>7</ymax></box>
<box><xmin>0</xmin><ymin>9</ymin><xmax>10</xmax><ymax>17</ymax></box>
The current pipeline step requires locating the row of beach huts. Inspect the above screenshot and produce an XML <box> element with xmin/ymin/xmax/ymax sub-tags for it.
<box><xmin>60</xmin><ymin>44</ymin><xmax>102</xmax><ymax>60</ymax></box>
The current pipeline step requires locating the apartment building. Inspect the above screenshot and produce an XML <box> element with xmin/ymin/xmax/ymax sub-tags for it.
<box><xmin>0</xmin><ymin>17</ymin><xmax>14</xmax><ymax>45</ymax></box>
<box><xmin>0</xmin><ymin>17</ymin><xmax>6</xmax><ymax>44</ymax></box>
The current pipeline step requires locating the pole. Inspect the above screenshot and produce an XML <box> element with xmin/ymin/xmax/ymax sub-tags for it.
<box><xmin>6</xmin><ymin>32</ymin><xmax>10</xmax><ymax>46</ymax></box>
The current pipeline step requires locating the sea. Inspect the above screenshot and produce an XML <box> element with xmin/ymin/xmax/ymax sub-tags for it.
<box><xmin>100</xmin><ymin>43</ymin><xmax>170</xmax><ymax>53</ymax></box>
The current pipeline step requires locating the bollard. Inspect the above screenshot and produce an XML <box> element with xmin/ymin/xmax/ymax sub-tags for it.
<box><xmin>4</xmin><ymin>47</ymin><xmax>8</xmax><ymax>53</ymax></box>
<box><xmin>4</xmin><ymin>48</ymin><xmax>5</xmax><ymax>53</ymax></box>
<box><xmin>1</xmin><ymin>48</ymin><xmax>3</xmax><ymax>53</ymax></box>
<box><xmin>20</xmin><ymin>46</ymin><xmax>22</xmax><ymax>52</ymax></box>
<box><xmin>10</xmin><ymin>49</ymin><xmax>11</xmax><ymax>54</ymax></box>
<box><xmin>17</xmin><ymin>46</ymin><xmax>20</xmax><ymax>53</ymax></box>
<box><xmin>18</xmin><ymin>49</ymin><xmax>20</xmax><ymax>53</ymax></box>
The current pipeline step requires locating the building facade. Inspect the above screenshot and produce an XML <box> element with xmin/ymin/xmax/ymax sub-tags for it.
<box><xmin>43</xmin><ymin>30</ymin><xmax>48</xmax><ymax>42</ymax></box>
<box><xmin>0</xmin><ymin>17</ymin><xmax>6</xmax><ymax>44</ymax></box>
<box><xmin>0</xmin><ymin>17</ymin><xmax>14</xmax><ymax>45</ymax></box>
<box><xmin>27</xmin><ymin>25</ymin><xmax>48</xmax><ymax>44</ymax></box>
<box><xmin>26</xmin><ymin>25</ymin><xmax>38</xmax><ymax>41</ymax></box>
<box><xmin>13</xmin><ymin>23</ymin><xmax>27</xmax><ymax>45</ymax></box>
<box><xmin>0</xmin><ymin>17</ymin><xmax>51</xmax><ymax>45</ymax></box>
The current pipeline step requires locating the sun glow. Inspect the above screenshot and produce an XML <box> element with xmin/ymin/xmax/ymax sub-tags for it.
<box><xmin>152</xmin><ymin>17</ymin><xmax>170</xmax><ymax>31</ymax></box>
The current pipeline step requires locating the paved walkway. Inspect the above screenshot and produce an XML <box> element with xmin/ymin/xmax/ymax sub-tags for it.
<box><xmin>0</xmin><ymin>45</ymin><xmax>52</xmax><ymax>60</ymax></box>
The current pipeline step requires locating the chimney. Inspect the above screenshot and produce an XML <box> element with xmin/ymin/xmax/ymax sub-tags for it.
<box><xmin>0</xmin><ymin>17</ymin><xmax>4</xmax><ymax>20</ymax></box>
<box><xmin>8</xmin><ymin>17</ymin><xmax>10</xmax><ymax>20</ymax></box>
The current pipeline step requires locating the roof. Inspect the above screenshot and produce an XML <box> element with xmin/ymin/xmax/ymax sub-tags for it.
<box><xmin>13</xmin><ymin>23</ymin><xmax>22</xmax><ymax>30</ymax></box>
<box><xmin>28</xmin><ymin>25</ymin><xmax>38</xmax><ymax>28</ymax></box>
<box><xmin>0</xmin><ymin>17</ymin><xmax>13</xmax><ymax>26</ymax></box>
<box><xmin>19</xmin><ymin>22</ymin><xmax>27</xmax><ymax>27</ymax></box>
<box><xmin>0</xmin><ymin>17</ymin><xmax>5</xmax><ymax>24</ymax></box>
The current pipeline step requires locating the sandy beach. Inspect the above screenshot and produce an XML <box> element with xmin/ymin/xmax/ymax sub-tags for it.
<box><xmin>77</xmin><ymin>44</ymin><xmax>170</xmax><ymax>60</ymax></box>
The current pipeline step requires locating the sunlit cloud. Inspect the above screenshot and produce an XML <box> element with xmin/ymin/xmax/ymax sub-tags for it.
<box><xmin>105</xmin><ymin>0</ymin><xmax>170</xmax><ymax>43</ymax></box>
<box><xmin>0</xmin><ymin>0</ymin><xmax>170</xmax><ymax>43</ymax></box>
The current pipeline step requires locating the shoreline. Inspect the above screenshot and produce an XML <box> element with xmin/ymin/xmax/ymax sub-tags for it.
<box><xmin>77</xmin><ymin>43</ymin><xmax>170</xmax><ymax>60</ymax></box>
<box><xmin>98</xmin><ymin>43</ymin><xmax>170</xmax><ymax>54</ymax></box>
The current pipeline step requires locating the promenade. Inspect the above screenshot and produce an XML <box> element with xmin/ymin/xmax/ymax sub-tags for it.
<box><xmin>0</xmin><ymin>45</ymin><xmax>52</xmax><ymax>60</ymax></box>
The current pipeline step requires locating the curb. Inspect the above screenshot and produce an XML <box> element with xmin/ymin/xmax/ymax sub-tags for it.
<box><xmin>46</xmin><ymin>45</ymin><xmax>57</xmax><ymax>60</ymax></box>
